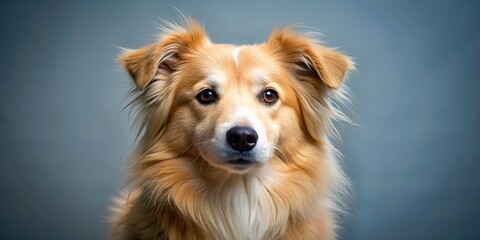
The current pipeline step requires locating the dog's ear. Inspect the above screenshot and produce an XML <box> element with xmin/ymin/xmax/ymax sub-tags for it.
<box><xmin>267</xmin><ymin>28</ymin><xmax>354</xmax><ymax>141</ymax></box>
<box><xmin>267</xmin><ymin>27</ymin><xmax>353</xmax><ymax>89</ymax></box>
<box><xmin>121</xmin><ymin>21</ymin><xmax>210</xmax><ymax>89</ymax></box>
<box><xmin>121</xmin><ymin>21</ymin><xmax>210</xmax><ymax>143</ymax></box>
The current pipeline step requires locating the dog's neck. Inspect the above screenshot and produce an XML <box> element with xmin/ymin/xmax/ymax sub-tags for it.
<box><xmin>202</xmin><ymin>171</ymin><xmax>284</xmax><ymax>239</ymax></box>
<box><xmin>134</xmin><ymin>143</ymin><xmax>330</xmax><ymax>239</ymax></box>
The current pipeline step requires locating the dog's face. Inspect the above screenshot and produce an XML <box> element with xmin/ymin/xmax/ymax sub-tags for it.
<box><xmin>122</xmin><ymin>22</ymin><xmax>352</xmax><ymax>174</ymax></box>
<box><xmin>180</xmin><ymin>44</ymin><xmax>295</xmax><ymax>174</ymax></box>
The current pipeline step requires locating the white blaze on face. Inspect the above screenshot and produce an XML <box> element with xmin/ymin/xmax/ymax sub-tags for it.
<box><xmin>231</xmin><ymin>107</ymin><xmax>264</xmax><ymax>135</ymax></box>
<box><xmin>232</xmin><ymin>47</ymin><xmax>241</xmax><ymax>67</ymax></box>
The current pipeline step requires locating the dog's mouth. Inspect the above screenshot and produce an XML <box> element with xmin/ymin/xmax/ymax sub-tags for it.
<box><xmin>199</xmin><ymin>140</ymin><xmax>269</xmax><ymax>173</ymax></box>
<box><xmin>225</xmin><ymin>158</ymin><xmax>257</xmax><ymax>170</ymax></box>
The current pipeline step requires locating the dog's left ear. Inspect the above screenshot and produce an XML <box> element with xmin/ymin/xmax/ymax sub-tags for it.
<box><xmin>267</xmin><ymin>28</ymin><xmax>354</xmax><ymax>89</ymax></box>
<box><xmin>267</xmin><ymin>28</ymin><xmax>354</xmax><ymax>142</ymax></box>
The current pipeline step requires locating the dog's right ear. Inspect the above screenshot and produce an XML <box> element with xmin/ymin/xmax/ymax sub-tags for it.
<box><xmin>120</xmin><ymin>43</ymin><xmax>176</xmax><ymax>89</ymax></box>
<box><xmin>121</xmin><ymin>21</ymin><xmax>210</xmax><ymax>89</ymax></box>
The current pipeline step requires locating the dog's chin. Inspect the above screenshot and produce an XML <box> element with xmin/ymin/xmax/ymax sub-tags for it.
<box><xmin>205</xmin><ymin>157</ymin><xmax>259</xmax><ymax>174</ymax></box>
<box><xmin>224</xmin><ymin>158</ymin><xmax>259</xmax><ymax>173</ymax></box>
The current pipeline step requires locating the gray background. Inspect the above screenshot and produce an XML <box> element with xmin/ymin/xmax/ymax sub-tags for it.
<box><xmin>1</xmin><ymin>0</ymin><xmax>479</xmax><ymax>239</ymax></box>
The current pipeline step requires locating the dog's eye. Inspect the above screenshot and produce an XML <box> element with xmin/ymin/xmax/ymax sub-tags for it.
<box><xmin>196</xmin><ymin>89</ymin><xmax>217</xmax><ymax>105</ymax></box>
<box><xmin>262</xmin><ymin>89</ymin><xmax>278</xmax><ymax>105</ymax></box>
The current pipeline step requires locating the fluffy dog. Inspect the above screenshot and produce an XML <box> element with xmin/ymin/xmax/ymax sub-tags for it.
<box><xmin>110</xmin><ymin>19</ymin><xmax>354</xmax><ymax>240</ymax></box>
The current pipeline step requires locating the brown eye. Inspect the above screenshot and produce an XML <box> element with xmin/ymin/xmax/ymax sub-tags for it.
<box><xmin>196</xmin><ymin>89</ymin><xmax>217</xmax><ymax>105</ymax></box>
<box><xmin>262</xmin><ymin>89</ymin><xmax>278</xmax><ymax>104</ymax></box>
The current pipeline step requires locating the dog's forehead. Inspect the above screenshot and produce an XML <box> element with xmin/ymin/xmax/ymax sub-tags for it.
<box><xmin>227</xmin><ymin>45</ymin><xmax>265</xmax><ymax>69</ymax></box>
<box><xmin>201</xmin><ymin>44</ymin><xmax>269</xmax><ymax>87</ymax></box>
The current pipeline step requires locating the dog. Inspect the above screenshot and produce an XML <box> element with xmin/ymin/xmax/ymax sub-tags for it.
<box><xmin>110</xmin><ymin>19</ymin><xmax>354</xmax><ymax>240</ymax></box>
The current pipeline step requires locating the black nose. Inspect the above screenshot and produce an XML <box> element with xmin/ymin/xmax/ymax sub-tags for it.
<box><xmin>226</xmin><ymin>126</ymin><xmax>258</xmax><ymax>152</ymax></box>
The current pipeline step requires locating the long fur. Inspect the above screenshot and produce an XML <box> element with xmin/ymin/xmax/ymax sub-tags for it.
<box><xmin>110</xmin><ymin>19</ymin><xmax>354</xmax><ymax>240</ymax></box>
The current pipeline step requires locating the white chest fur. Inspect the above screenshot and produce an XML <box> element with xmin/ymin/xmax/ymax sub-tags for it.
<box><xmin>200</xmin><ymin>174</ymin><xmax>280</xmax><ymax>240</ymax></box>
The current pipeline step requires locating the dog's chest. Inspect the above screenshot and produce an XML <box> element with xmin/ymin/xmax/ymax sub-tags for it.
<box><xmin>206</xmin><ymin>177</ymin><xmax>278</xmax><ymax>240</ymax></box>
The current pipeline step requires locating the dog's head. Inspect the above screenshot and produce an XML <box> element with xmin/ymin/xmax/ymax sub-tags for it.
<box><xmin>122</xmin><ymin>21</ymin><xmax>353</xmax><ymax>174</ymax></box>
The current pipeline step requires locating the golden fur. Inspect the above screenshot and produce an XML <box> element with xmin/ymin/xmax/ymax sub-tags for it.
<box><xmin>110</xmin><ymin>20</ymin><xmax>354</xmax><ymax>240</ymax></box>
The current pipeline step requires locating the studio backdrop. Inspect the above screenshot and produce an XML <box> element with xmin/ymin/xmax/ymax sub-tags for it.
<box><xmin>0</xmin><ymin>1</ymin><xmax>479</xmax><ymax>239</ymax></box>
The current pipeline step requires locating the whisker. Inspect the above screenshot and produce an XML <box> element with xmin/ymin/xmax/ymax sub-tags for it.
<box><xmin>272</xmin><ymin>143</ymin><xmax>288</xmax><ymax>162</ymax></box>
<box><xmin>190</xmin><ymin>147</ymin><xmax>209</xmax><ymax>172</ymax></box>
